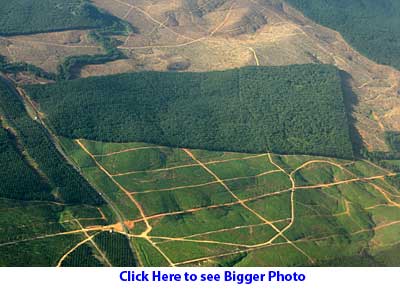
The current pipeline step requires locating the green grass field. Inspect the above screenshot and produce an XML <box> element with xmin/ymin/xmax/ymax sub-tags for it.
<box><xmin>2</xmin><ymin>138</ymin><xmax>394</xmax><ymax>266</ymax></box>
<box><xmin>2</xmin><ymin>137</ymin><xmax>400</xmax><ymax>266</ymax></box>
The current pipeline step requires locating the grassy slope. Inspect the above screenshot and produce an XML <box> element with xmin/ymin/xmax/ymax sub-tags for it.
<box><xmin>0</xmin><ymin>199</ymin><xmax>108</xmax><ymax>266</ymax></box>
<box><xmin>60</xmin><ymin>138</ymin><xmax>400</xmax><ymax>266</ymax></box>
<box><xmin>1</xmin><ymin>137</ymin><xmax>399</xmax><ymax>266</ymax></box>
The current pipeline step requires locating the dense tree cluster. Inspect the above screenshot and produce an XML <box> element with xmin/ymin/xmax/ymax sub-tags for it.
<box><xmin>286</xmin><ymin>0</ymin><xmax>400</xmax><ymax>70</ymax></box>
<box><xmin>0</xmin><ymin>79</ymin><xmax>103</xmax><ymax>205</ymax></box>
<box><xmin>26</xmin><ymin>64</ymin><xmax>354</xmax><ymax>158</ymax></box>
<box><xmin>385</xmin><ymin>175</ymin><xmax>400</xmax><ymax>191</ymax></box>
<box><xmin>0</xmin><ymin>124</ymin><xmax>52</xmax><ymax>201</ymax></box>
<box><xmin>385</xmin><ymin>132</ymin><xmax>400</xmax><ymax>152</ymax></box>
<box><xmin>0</xmin><ymin>0</ymin><xmax>121</xmax><ymax>36</ymax></box>
<box><xmin>94</xmin><ymin>232</ymin><xmax>137</xmax><ymax>266</ymax></box>
<box><xmin>61</xmin><ymin>244</ymin><xmax>103</xmax><ymax>267</ymax></box>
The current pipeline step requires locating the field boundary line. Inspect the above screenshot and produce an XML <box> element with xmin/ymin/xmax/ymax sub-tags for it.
<box><xmin>130</xmin><ymin>188</ymin><xmax>291</xmax><ymax>223</ymax></box>
<box><xmin>93</xmin><ymin>145</ymin><xmax>166</xmax><ymax>157</ymax></box>
<box><xmin>75</xmin><ymin>220</ymin><xmax>112</xmax><ymax>267</ymax></box>
<box><xmin>110</xmin><ymin>153</ymin><xmax>270</xmax><ymax>177</ymax></box>
<box><xmin>183</xmin><ymin>149</ymin><xmax>314</xmax><ymax>263</ymax></box>
<box><xmin>56</xmin><ymin>232</ymin><xmax>101</xmax><ymax>267</ymax></box>
<box><xmin>76</xmin><ymin>139</ymin><xmax>175</xmax><ymax>267</ymax></box>
<box><xmin>130</xmin><ymin>169</ymin><xmax>282</xmax><ymax>194</ymax></box>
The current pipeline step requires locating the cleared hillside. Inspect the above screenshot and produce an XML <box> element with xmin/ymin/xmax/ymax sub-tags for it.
<box><xmin>26</xmin><ymin>64</ymin><xmax>353</xmax><ymax>158</ymax></box>
<box><xmin>80</xmin><ymin>0</ymin><xmax>399</xmax><ymax>153</ymax></box>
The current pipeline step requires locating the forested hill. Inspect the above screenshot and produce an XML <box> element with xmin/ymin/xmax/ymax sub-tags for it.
<box><xmin>26</xmin><ymin>64</ymin><xmax>354</xmax><ymax>159</ymax></box>
<box><xmin>285</xmin><ymin>0</ymin><xmax>400</xmax><ymax>70</ymax></box>
<box><xmin>0</xmin><ymin>0</ymin><xmax>122</xmax><ymax>36</ymax></box>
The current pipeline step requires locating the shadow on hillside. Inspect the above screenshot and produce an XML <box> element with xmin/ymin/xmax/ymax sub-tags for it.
<box><xmin>339</xmin><ymin>70</ymin><xmax>363</xmax><ymax>159</ymax></box>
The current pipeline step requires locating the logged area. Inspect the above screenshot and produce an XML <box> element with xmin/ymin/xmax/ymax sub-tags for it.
<box><xmin>26</xmin><ymin>64</ymin><xmax>353</xmax><ymax>158</ymax></box>
<box><xmin>286</xmin><ymin>0</ymin><xmax>400</xmax><ymax>70</ymax></box>
<box><xmin>0</xmin><ymin>0</ymin><xmax>117</xmax><ymax>36</ymax></box>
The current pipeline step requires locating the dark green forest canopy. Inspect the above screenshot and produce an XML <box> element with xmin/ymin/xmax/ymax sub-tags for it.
<box><xmin>0</xmin><ymin>79</ymin><xmax>103</xmax><ymax>205</ymax></box>
<box><xmin>26</xmin><ymin>64</ymin><xmax>353</xmax><ymax>158</ymax></box>
<box><xmin>385</xmin><ymin>132</ymin><xmax>400</xmax><ymax>152</ymax></box>
<box><xmin>285</xmin><ymin>0</ymin><xmax>400</xmax><ymax>70</ymax></box>
<box><xmin>0</xmin><ymin>124</ymin><xmax>52</xmax><ymax>201</ymax></box>
<box><xmin>0</xmin><ymin>0</ymin><xmax>120</xmax><ymax>36</ymax></box>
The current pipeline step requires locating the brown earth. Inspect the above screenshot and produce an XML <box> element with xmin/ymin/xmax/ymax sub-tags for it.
<box><xmin>0</xmin><ymin>30</ymin><xmax>103</xmax><ymax>73</ymax></box>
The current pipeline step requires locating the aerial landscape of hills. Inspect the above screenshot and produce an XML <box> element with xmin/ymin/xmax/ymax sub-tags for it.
<box><xmin>0</xmin><ymin>0</ymin><xmax>400</xmax><ymax>266</ymax></box>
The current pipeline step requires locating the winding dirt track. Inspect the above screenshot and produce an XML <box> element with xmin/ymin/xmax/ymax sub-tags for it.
<box><xmin>76</xmin><ymin>140</ymin><xmax>175</xmax><ymax>267</ymax></box>
<box><xmin>3</xmin><ymin>140</ymin><xmax>400</xmax><ymax>265</ymax></box>
<box><xmin>183</xmin><ymin>149</ymin><xmax>315</xmax><ymax>263</ymax></box>
<box><xmin>57</xmin><ymin>232</ymin><xmax>101</xmax><ymax>267</ymax></box>
<box><xmin>3</xmin><ymin>84</ymin><xmax>399</xmax><ymax>266</ymax></box>
<box><xmin>50</xmin><ymin>143</ymin><xmax>400</xmax><ymax>266</ymax></box>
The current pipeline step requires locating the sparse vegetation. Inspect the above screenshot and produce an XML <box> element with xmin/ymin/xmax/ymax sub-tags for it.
<box><xmin>57</xmin><ymin>31</ymin><xmax>128</xmax><ymax>80</ymax></box>
<box><xmin>0</xmin><ymin>0</ymin><xmax>129</xmax><ymax>80</ymax></box>
<box><xmin>0</xmin><ymin>55</ymin><xmax>56</xmax><ymax>80</ymax></box>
